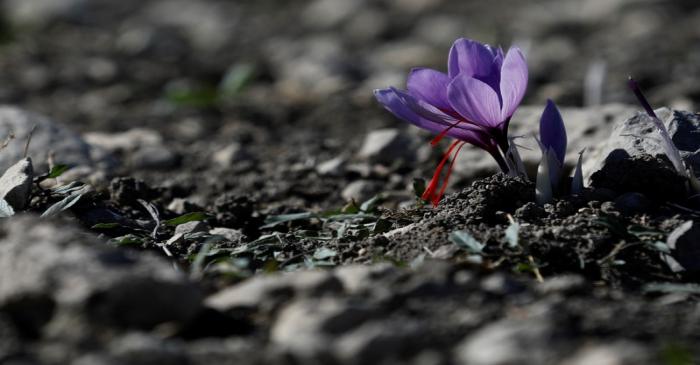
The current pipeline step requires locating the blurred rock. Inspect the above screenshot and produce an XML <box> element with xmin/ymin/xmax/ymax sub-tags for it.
<box><xmin>303</xmin><ymin>0</ymin><xmax>366</xmax><ymax>29</ymax></box>
<box><xmin>334</xmin><ymin>321</ymin><xmax>421</xmax><ymax>364</ymax></box>
<box><xmin>0</xmin><ymin>158</ymin><xmax>33</xmax><ymax>210</ymax></box>
<box><xmin>316</xmin><ymin>156</ymin><xmax>346</xmax><ymax>176</ymax></box>
<box><xmin>357</xmin><ymin>128</ymin><xmax>417</xmax><ymax>165</ymax></box>
<box><xmin>0</xmin><ymin>216</ymin><xmax>202</xmax><ymax>337</ymax></box>
<box><xmin>208</xmin><ymin>227</ymin><xmax>245</xmax><ymax>243</ymax></box>
<box><xmin>455</xmin><ymin>312</ymin><xmax>558</xmax><ymax>365</ymax></box>
<box><xmin>265</xmin><ymin>36</ymin><xmax>348</xmax><ymax>102</ymax></box>
<box><xmin>206</xmin><ymin>270</ymin><xmax>342</xmax><ymax>313</ymax></box>
<box><xmin>561</xmin><ymin>341</ymin><xmax>651</xmax><ymax>365</ymax></box>
<box><xmin>211</xmin><ymin>143</ymin><xmax>249</xmax><ymax>168</ymax></box>
<box><xmin>144</xmin><ymin>0</ymin><xmax>233</xmax><ymax>51</ymax></box>
<box><xmin>2</xmin><ymin>0</ymin><xmax>85</xmax><ymax>26</ymax></box>
<box><xmin>0</xmin><ymin>107</ymin><xmax>109</xmax><ymax>173</ymax></box>
<box><xmin>271</xmin><ymin>297</ymin><xmax>376</xmax><ymax>359</ymax></box>
<box><xmin>85</xmin><ymin>128</ymin><xmax>177</xmax><ymax>170</ymax></box>
<box><xmin>341</xmin><ymin>180</ymin><xmax>380</xmax><ymax>202</ymax></box>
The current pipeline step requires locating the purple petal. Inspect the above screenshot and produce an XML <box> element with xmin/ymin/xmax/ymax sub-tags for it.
<box><xmin>499</xmin><ymin>47</ymin><xmax>528</xmax><ymax>120</ymax></box>
<box><xmin>448</xmin><ymin>38</ymin><xmax>497</xmax><ymax>79</ymax></box>
<box><xmin>539</xmin><ymin>99</ymin><xmax>567</xmax><ymax>164</ymax></box>
<box><xmin>374</xmin><ymin>88</ymin><xmax>492</xmax><ymax>148</ymax></box>
<box><xmin>447</xmin><ymin>74</ymin><xmax>503</xmax><ymax>128</ymax></box>
<box><xmin>407</xmin><ymin>68</ymin><xmax>451</xmax><ymax>111</ymax></box>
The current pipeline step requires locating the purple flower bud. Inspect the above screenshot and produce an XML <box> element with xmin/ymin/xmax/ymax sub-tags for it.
<box><xmin>539</xmin><ymin>99</ymin><xmax>567</xmax><ymax>165</ymax></box>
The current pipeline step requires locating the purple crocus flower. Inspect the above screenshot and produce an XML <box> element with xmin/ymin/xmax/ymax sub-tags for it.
<box><xmin>374</xmin><ymin>38</ymin><xmax>528</xmax><ymax>205</ymax></box>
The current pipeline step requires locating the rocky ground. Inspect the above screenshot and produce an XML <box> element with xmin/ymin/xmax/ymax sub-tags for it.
<box><xmin>1</xmin><ymin>0</ymin><xmax>700</xmax><ymax>364</ymax></box>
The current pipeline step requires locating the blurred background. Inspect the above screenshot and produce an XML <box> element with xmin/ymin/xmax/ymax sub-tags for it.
<box><xmin>0</xmin><ymin>0</ymin><xmax>699</xmax><ymax>209</ymax></box>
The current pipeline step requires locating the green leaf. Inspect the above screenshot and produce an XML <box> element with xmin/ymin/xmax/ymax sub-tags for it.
<box><xmin>41</xmin><ymin>186</ymin><xmax>89</xmax><ymax>218</ymax></box>
<box><xmin>262</xmin><ymin>212</ymin><xmax>315</xmax><ymax>229</ymax></box>
<box><xmin>164</xmin><ymin>212</ymin><xmax>207</xmax><ymax>226</ymax></box>
<box><xmin>165</xmin><ymin>85</ymin><xmax>218</xmax><ymax>108</ymax></box>
<box><xmin>47</xmin><ymin>164</ymin><xmax>70</xmax><ymax>179</ymax></box>
<box><xmin>450</xmin><ymin>230</ymin><xmax>485</xmax><ymax>254</ymax></box>
<box><xmin>660</xmin><ymin>343</ymin><xmax>694</xmax><ymax>365</ymax></box>
<box><xmin>113</xmin><ymin>234</ymin><xmax>144</xmax><ymax>247</ymax></box>
<box><xmin>91</xmin><ymin>223</ymin><xmax>121</xmax><ymax>229</ymax></box>
<box><xmin>505</xmin><ymin>221</ymin><xmax>520</xmax><ymax>248</ymax></box>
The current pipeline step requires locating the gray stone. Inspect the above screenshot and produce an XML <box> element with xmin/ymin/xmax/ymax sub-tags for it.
<box><xmin>586</xmin><ymin>108</ymin><xmax>700</xmax><ymax>181</ymax></box>
<box><xmin>0</xmin><ymin>158</ymin><xmax>33</xmax><ymax>210</ymax></box>
<box><xmin>341</xmin><ymin>180</ymin><xmax>380</xmax><ymax>202</ymax></box>
<box><xmin>83</xmin><ymin>128</ymin><xmax>163</xmax><ymax>153</ymax></box>
<box><xmin>316</xmin><ymin>156</ymin><xmax>346</xmax><ymax>176</ymax></box>
<box><xmin>0</xmin><ymin>216</ymin><xmax>202</xmax><ymax>335</ymax></box>
<box><xmin>205</xmin><ymin>269</ymin><xmax>342</xmax><ymax>312</ymax></box>
<box><xmin>302</xmin><ymin>0</ymin><xmax>366</xmax><ymax>29</ymax></box>
<box><xmin>1</xmin><ymin>0</ymin><xmax>85</xmax><ymax>26</ymax></box>
<box><xmin>271</xmin><ymin>297</ymin><xmax>376</xmax><ymax>358</ymax></box>
<box><xmin>129</xmin><ymin>145</ymin><xmax>178</xmax><ymax>170</ymax></box>
<box><xmin>666</xmin><ymin>221</ymin><xmax>700</xmax><ymax>272</ymax></box>
<box><xmin>107</xmin><ymin>332</ymin><xmax>187</xmax><ymax>365</ymax></box>
<box><xmin>357</xmin><ymin>128</ymin><xmax>417</xmax><ymax>165</ymax></box>
<box><xmin>144</xmin><ymin>0</ymin><xmax>233</xmax><ymax>51</ymax></box>
<box><xmin>562</xmin><ymin>341</ymin><xmax>651</xmax><ymax>365</ymax></box>
<box><xmin>334</xmin><ymin>264</ymin><xmax>396</xmax><ymax>294</ymax></box>
<box><xmin>334</xmin><ymin>321</ymin><xmax>421</xmax><ymax>364</ymax></box>
<box><xmin>455</xmin><ymin>313</ymin><xmax>557</xmax><ymax>365</ymax></box>
<box><xmin>84</xmin><ymin>128</ymin><xmax>177</xmax><ymax>170</ymax></box>
<box><xmin>208</xmin><ymin>227</ymin><xmax>245</xmax><ymax>243</ymax></box>
<box><xmin>536</xmin><ymin>275</ymin><xmax>586</xmax><ymax>295</ymax></box>
<box><xmin>211</xmin><ymin>143</ymin><xmax>248</xmax><ymax>167</ymax></box>
<box><xmin>0</xmin><ymin>107</ymin><xmax>108</xmax><ymax>173</ymax></box>
<box><xmin>175</xmin><ymin>221</ymin><xmax>209</xmax><ymax>236</ymax></box>
<box><xmin>453</xmin><ymin>104</ymin><xmax>637</xmax><ymax>181</ymax></box>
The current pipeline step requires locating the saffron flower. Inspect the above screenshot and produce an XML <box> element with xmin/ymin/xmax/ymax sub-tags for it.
<box><xmin>374</xmin><ymin>38</ymin><xmax>528</xmax><ymax>205</ymax></box>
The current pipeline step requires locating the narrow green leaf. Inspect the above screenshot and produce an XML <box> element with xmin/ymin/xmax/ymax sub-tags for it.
<box><xmin>164</xmin><ymin>212</ymin><xmax>207</xmax><ymax>226</ymax></box>
<box><xmin>92</xmin><ymin>223</ymin><xmax>121</xmax><ymax>229</ymax></box>
<box><xmin>47</xmin><ymin>164</ymin><xmax>70</xmax><ymax>179</ymax></box>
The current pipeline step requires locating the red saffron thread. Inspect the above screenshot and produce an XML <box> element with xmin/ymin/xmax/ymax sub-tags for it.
<box><xmin>422</xmin><ymin>140</ymin><xmax>466</xmax><ymax>206</ymax></box>
<box><xmin>432</xmin><ymin>141</ymin><xmax>466</xmax><ymax>206</ymax></box>
<box><xmin>430</xmin><ymin>120</ymin><xmax>462</xmax><ymax>146</ymax></box>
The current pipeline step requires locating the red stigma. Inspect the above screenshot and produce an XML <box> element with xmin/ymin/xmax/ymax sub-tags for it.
<box><xmin>422</xmin><ymin>140</ymin><xmax>466</xmax><ymax>206</ymax></box>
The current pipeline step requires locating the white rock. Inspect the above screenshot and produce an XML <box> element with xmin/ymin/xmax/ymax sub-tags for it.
<box><xmin>0</xmin><ymin>158</ymin><xmax>33</xmax><ymax>210</ymax></box>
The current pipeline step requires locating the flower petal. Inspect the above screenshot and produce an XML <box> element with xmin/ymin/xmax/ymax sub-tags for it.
<box><xmin>539</xmin><ymin>99</ymin><xmax>567</xmax><ymax>164</ymax></box>
<box><xmin>374</xmin><ymin>88</ymin><xmax>492</xmax><ymax>148</ymax></box>
<box><xmin>448</xmin><ymin>38</ymin><xmax>497</xmax><ymax>79</ymax></box>
<box><xmin>499</xmin><ymin>47</ymin><xmax>528</xmax><ymax>120</ymax></box>
<box><xmin>407</xmin><ymin>68</ymin><xmax>451</xmax><ymax>111</ymax></box>
<box><xmin>447</xmin><ymin>74</ymin><xmax>503</xmax><ymax>128</ymax></box>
